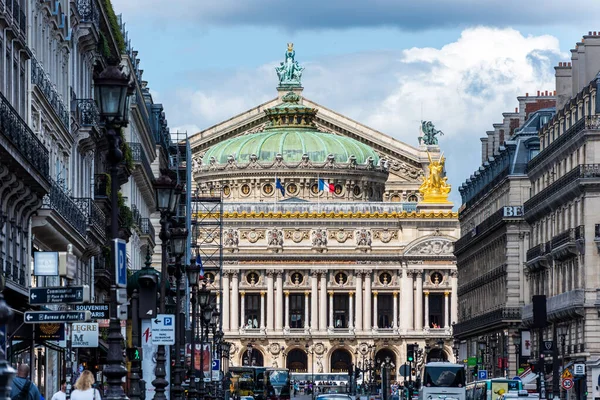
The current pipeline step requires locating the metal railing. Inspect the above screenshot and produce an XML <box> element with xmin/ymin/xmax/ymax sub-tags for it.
<box><xmin>128</xmin><ymin>142</ymin><xmax>154</xmax><ymax>181</ymax></box>
<box><xmin>0</xmin><ymin>91</ymin><xmax>49</xmax><ymax>177</ymax></box>
<box><xmin>526</xmin><ymin>242</ymin><xmax>550</xmax><ymax>262</ymax></box>
<box><xmin>73</xmin><ymin>197</ymin><xmax>107</xmax><ymax>240</ymax></box>
<box><xmin>42</xmin><ymin>179</ymin><xmax>87</xmax><ymax>237</ymax></box>
<box><xmin>31</xmin><ymin>57</ymin><xmax>69</xmax><ymax>129</ymax></box>
<box><xmin>76</xmin><ymin>0</ymin><xmax>99</xmax><ymax>30</ymax></box>
<box><xmin>453</xmin><ymin>307</ymin><xmax>521</xmax><ymax>336</ymax></box>
<box><xmin>73</xmin><ymin>99</ymin><xmax>99</xmax><ymax>127</ymax></box>
<box><xmin>140</xmin><ymin>218</ymin><xmax>155</xmax><ymax>243</ymax></box>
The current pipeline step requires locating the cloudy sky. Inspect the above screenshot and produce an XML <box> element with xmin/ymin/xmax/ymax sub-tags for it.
<box><xmin>111</xmin><ymin>0</ymin><xmax>598</xmax><ymax>207</ymax></box>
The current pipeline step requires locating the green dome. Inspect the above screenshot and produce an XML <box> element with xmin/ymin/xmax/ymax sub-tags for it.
<box><xmin>203</xmin><ymin>92</ymin><xmax>379</xmax><ymax>165</ymax></box>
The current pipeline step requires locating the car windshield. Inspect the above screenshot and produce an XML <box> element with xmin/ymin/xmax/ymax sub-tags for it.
<box><xmin>425</xmin><ymin>366</ymin><xmax>466</xmax><ymax>387</ymax></box>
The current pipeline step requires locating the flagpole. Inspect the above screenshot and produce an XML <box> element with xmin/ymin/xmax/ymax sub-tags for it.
<box><xmin>317</xmin><ymin>173</ymin><xmax>320</xmax><ymax>214</ymax></box>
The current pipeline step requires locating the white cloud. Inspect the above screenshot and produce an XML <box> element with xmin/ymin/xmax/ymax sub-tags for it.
<box><xmin>159</xmin><ymin>27</ymin><xmax>566</xmax><ymax>205</ymax></box>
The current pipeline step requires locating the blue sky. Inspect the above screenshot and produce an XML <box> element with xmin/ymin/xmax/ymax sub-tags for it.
<box><xmin>112</xmin><ymin>0</ymin><xmax>598</xmax><ymax>207</ymax></box>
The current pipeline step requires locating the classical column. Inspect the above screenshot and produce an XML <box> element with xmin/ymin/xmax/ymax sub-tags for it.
<box><xmin>267</xmin><ymin>270</ymin><xmax>274</xmax><ymax>331</ymax></box>
<box><xmin>231</xmin><ymin>270</ymin><xmax>239</xmax><ymax>331</ymax></box>
<box><xmin>276</xmin><ymin>271</ymin><xmax>284</xmax><ymax>331</ymax></box>
<box><xmin>372</xmin><ymin>291</ymin><xmax>378</xmax><ymax>330</ymax></box>
<box><xmin>424</xmin><ymin>291</ymin><xmax>430</xmax><ymax>329</ymax></box>
<box><xmin>311</xmin><ymin>271</ymin><xmax>319</xmax><ymax>330</ymax></box>
<box><xmin>222</xmin><ymin>273</ymin><xmax>230</xmax><ymax>331</ymax></box>
<box><xmin>284</xmin><ymin>291</ymin><xmax>290</xmax><ymax>331</ymax></box>
<box><xmin>393</xmin><ymin>291</ymin><xmax>398</xmax><ymax>330</ymax></box>
<box><xmin>349</xmin><ymin>291</ymin><xmax>354</xmax><ymax>330</ymax></box>
<box><xmin>319</xmin><ymin>272</ymin><xmax>327</xmax><ymax>331</ymax></box>
<box><xmin>364</xmin><ymin>272</ymin><xmax>372</xmax><ymax>331</ymax></box>
<box><xmin>355</xmin><ymin>272</ymin><xmax>363</xmax><ymax>331</ymax></box>
<box><xmin>450</xmin><ymin>271</ymin><xmax>458</xmax><ymax>325</ymax></box>
<box><xmin>444</xmin><ymin>291</ymin><xmax>450</xmax><ymax>328</ymax></box>
<box><xmin>406</xmin><ymin>270</ymin><xmax>415</xmax><ymax>330</ymax></box>
<box><xmin>304</xmin><ymin>291</ymin><xmax>310</xmax><ymax>331</ymax></box>
<box><xmin>328</xmin><ymin>290</ymin><xmax>334</xmax><ymax>330</ymax></box>
<box><xmin>260</xmin><ymin>291</ymin><xmax>266</xmax><ymax>331</ymax></box>
<box><xmin>240</xmin><ymin>291</ymin><xmax>246</xmax><ymax>329</ymax></box>
<box><xmin>415</xmin><ymin>270</ymin><xmax>423</xmax><ymax>331</ymax></box>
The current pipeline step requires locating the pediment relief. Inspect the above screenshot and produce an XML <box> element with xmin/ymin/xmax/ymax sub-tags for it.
<box><xmin>404</xmin><ymin>236</ymin><xmax>455</xmax><ymax>256</ymax></box>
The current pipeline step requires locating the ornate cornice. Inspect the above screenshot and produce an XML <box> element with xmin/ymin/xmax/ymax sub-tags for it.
<box><xmin>194</xmin><ymin>211</ymin><xmax>458</xmax><ymax>219</ymax></box>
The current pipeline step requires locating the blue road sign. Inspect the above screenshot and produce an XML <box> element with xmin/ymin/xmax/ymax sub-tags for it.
<box><xmin>212</xmin><ymin>359</ymin><xmax>220</xmax><ymax>371</ymax></box>
<box><xmin>512</xmin><ymin>376</ymin><xmax>522</xmax><ymax>381</ymax></box>
<box><xmin>114</xmin><ymin>239</ymin><xmax>127</xmax><ymax>288</ymax></box>
<box><xmin>478</xmin><ymin>370</ymin><xmax>488</xmax><ymax>380</ymax></box>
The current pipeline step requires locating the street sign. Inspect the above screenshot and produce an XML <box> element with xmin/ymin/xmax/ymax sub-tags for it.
<box><xmin>561</xmin><ymin>369</ymin><xmax>573</xmax><ymax>379</ymax></box>
<box><xmin>24</xmin><ymin>311</ymin><xmax>91</xmax><ymax>324</ymax></box>
<box><xmin>113</xmin><ymin>239</ymin><xmax>127</xmax><ymax>288</ymax></box>
<box><xmin>33</xmin><ymin>252</ymin><xmax>59</xmax><ymax>276</ymax></box>
<box><xmin>71</xmin><ymin>323</ymin><xmax>99</xmax><ymax>348</ymax></box>
<box><xmin>543</xmin><ymin>341</ymin><xmax>554</xmax><ymax>354</ymax></box>
<box><xmin>59</xmin><ymin>252</ymin><xmax>77</xmax><ymax>280</ymax></box>
<box><xmin>561</xmin><ymin>378</ymin><xmax>574</xmax><ymax>390</ymax></box>
<box><xmin>151</xmin><ymin>314</ymin><xmax>175</xmax><ymax>345</ymax></box>
<box><xmin>74</xmin><ymin>304</ymin><xmax>110</xmax><ymax>320</ymax></box>
<box><xmin>29</xmin><ymin>286</ymin><xmax>90</xmax><ymax>305</ymax></box>
<box><xmin>478</xmin><ymin>370</ymin><xmax>488</xmax><ymax>380</ymax></box>
<box><xmin>399</xmin><ymin>364</ymin><xmax>410</xmax><ymax>377</ymax></box>
<box><xmin>574</xmin><ymin>364</ymin><xmax>585</xmax><ymax>376</ymax></box>
<box><xmin>212</xmin><ymin>359</ymin><xmax>220</xmax><ymax>381</ymax></box>
<box><xmin>512</xmin><ymin>376</ymin><xmax>521</xmax><ymax>381</ymax></box>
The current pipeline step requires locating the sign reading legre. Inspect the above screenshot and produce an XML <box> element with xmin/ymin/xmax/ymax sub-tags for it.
<box><xmin>71</xmin><ymin>323</ymin><xmax>99</xmax><ymax>348</ymax></box>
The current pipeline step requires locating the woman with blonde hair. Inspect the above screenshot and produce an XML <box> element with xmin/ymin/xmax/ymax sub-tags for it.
<box><xmin>70</xmin><ymin>370</ymin><xmax>101</xmax><ymax>400</ymax></box>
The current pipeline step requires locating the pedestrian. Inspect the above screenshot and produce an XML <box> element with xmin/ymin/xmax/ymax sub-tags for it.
<box><xmin>10</xmin><ymin>364</ymin><xmax>41</xmax><ymax>400</ymax></box>
<box><xmin>51</xmin><ymin>380</ymin><xmax>67</xmax><ymax>400</ymax></box>
<box><xmin>70</xmin><ymin>370</ymin><xmax>101</xmax><ymax>400</ymax></box>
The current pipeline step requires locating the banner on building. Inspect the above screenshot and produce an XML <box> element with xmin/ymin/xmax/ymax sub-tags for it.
<box><xmin>142</xmin><ymin>319</ymin><xmax>170</xmax><ymax>400</ymax></box>
<box><xmin>521</xmin><ymin>331</ymin><xmax>531</xmax><ymax>357</ymax></box>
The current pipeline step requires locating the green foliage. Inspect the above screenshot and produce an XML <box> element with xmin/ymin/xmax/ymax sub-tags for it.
<box><xmin>98</xmin><ymin>32</ymin><xmax>111</xmax><ymax>60</ymax></box>
<box><xmin>101</xmin><ymin>0</ymin><xmax>125</xmax><ymax>54</ymax></box>
<box><xmin>103</xmin><ymin>172</ymin><xmax>111</xmax><ymax>197</ymax></box>
<box><xmin>119</xmin><ymin>129</ymin><xmax>134</xmax><ymax>171</ymax></box>
<box><xmin>117</xmin><ymin>192</ymin><xmax>134</xmax><ymax>230</ymax></box>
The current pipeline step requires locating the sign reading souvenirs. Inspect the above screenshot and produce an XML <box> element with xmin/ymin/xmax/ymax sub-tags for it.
<box><xmin>29</xmin><ymin>286</ymin><xmax>90</xmax><ymax>305</ymax></box>
<box><xmin>74</xmin><ymin>304</ymin><xmax>110</xmax><ymax>320</ymax></box>
<box><xmin>71</xmin><ymin>323</ymin><xmax>99</xmax><ymax>348</ymax></box>
<box><xmin>24</xmin><ymin>311</ymin><xmax>91</xmax><ymax>324</ymax></box>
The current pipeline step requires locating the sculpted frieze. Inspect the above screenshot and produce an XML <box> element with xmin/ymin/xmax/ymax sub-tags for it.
<box><xmin>285</xmin><ymin>229</ymin><xmax>309</xmax><ymax>243</ymax></box>
<box><xmin>241</xmin><ymin>229</ymin><xmax>265</xmax><ymax>243</ymax></box>
<box><xmin>329</xmin><ymin>229</ymin><xmax>353</xmax><ymax>243</ymax></box>
<box><xmin>373</xmin><ymin>229</ymin><xmax>398</xmax><ymax>243</ymax></box>
<box><xmin>405</xmin><ymin>238</ymin><xmax>454</xmax><ymax>256</ymax></box>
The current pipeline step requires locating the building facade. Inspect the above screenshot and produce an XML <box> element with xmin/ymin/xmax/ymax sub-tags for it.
<box><xmin>454</xmin><ymin>92</ymin><xmax>555</xmax><ymax>381</ymax></box>
<box><xmin>189</xmin><ymin>45</ymin><xmax>460</xmax><ymax>379</ymax></box>
<box><xmin>522</xmin><ymin>32</ymin><xmax>600</xmax><ymax>400</ymax></box>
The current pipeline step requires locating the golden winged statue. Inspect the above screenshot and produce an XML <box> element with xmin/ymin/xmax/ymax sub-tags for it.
<box><xmin>419</xmin><ymin>152</ymin><xmax>451</xmax><ymax>203</ymax></box>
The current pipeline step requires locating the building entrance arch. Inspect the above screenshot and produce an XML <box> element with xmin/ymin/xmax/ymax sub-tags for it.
<box><xmin>330</xmin><ymin>348</ymin><xmax>352</xmax><ymax>373</ymax></box>
<box><xmin>286</xmin><ymin>348</ymin><xmax>308</xmax><ymax>372</ymax></box>
<box><xmin>242</xmin><ymin>347</ymin><xmax>265</xmax><ymax>366</ymax></box>
<box><xmin>426</xmin><ymin>348</ymin><xmax>448</xmax><ymax>363</ymax></box>
<box><xmin>375</xmin><ymin>348</ymin><xmax>397</xmax><ymax>381</ymax></box>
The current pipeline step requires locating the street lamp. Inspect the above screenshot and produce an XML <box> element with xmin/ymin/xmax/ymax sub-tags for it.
<box><xmin>186</xmin><ymin>258</ymin><xmax>200</xmax><ymax>400</ymax></box>
<box><xmin>152</xmin><ymin>171</ymin><xmax>179</xmax><ymax>400</ymax></box>
<box><xmin>380</xmin><ymin>356</ymin><xmax>395</xmax><ymax>400</ymax></box>
<box><xmin>95</xmin><ymin>62</ymin><xmax>132</xmax><ymax>400</ymax></box>
<box><xmin>246</xmin><ymin>343</ymin><xmax>254</xmax><ymax>366</ymax></box>
<box><xmin>478</xmin><ymin>339</ymin><xmax>487</xmax><ymax>376</ymax></box>
<box><xmin>170</xmin><ymin>226</ymin><xmax>188</xmax><ymax>400</ymax></box>
<box><xmin>490</xmin><ymin>336</ymin><xmax>498</xmax><ymax>378</ymax></box>
<box><xmin>0</xmin><ymin>276</ymin><xmax>15</xmax><ymax>400</ymax></box>
<box><xmin>198</xmin><ymin>284</ymin><xmax>212</xmax><ymax>398</ymax></box>
<box><xmin>512</xmin><ymin>333</ymin><xmax>521</xmax><ymax>377</ymax></box>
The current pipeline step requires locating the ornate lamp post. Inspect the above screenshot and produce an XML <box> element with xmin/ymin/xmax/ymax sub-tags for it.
<box><xmin>197</xmin><ymin>283</ymin><xmax>212</xmax><ymax>398</ymax></box>
<box><xmin>490</xmin><ymin>335</ymin><xmax>498</xmax><ymax>378</ymax></box>
<box><xmin>185</xmin><ymin>258</ymin><xmax>200</xmax><ymax>400</ymax></box>
<box><xmin>512</xmin><ymin>333</ymin><xmax>521</xmax><ymax>377</ymax></box>
<box><xmin>246</xmin><ymin>343</ymin><xmax>254</xmax><ymax>366</ymax></box>
<box><xmin>380</xmin><ymin>356</ymin><xmax>395</xmax><ymax>400</ymax></box>
<box><xmin>478</xmin><ymin>339</ymin><xmax>487</xmax><ymax>377</ymax></box>
<box><xmin>304</xmin><ymin>344</ymin><xmax>314</xmax><ymax>399</ymax></box>
<box><xmin>152</xmin><ymin>172</ymin><xmax>181</xmax><ymax>400</ymax></box>
<box><xmin>0</xmin><ymin>276</ymin><xmax>15</xmax><ymax>400</ymax></box>
<box><xmin>170</xmin><ymin>226</ymin><xmax>188</xmax><ymax>400</ymax></box>
<box><xmin>94</xmin><ymin>63</ymin><xmax>132</xmax><ymax>400</ymax></box>
<box><xmin>221</xmin><ymin>341</ymin><xmax>232</xmax><ymax>398</ymax></box>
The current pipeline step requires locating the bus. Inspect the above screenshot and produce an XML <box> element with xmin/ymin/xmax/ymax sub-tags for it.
<box><xmin>229</xmin><ymin>366</ymin><xmax>291</xmax><ymax>400</ymax></box>
<box><xmin>419</xmin><ymin>362</ymin><xmax>467</xmax><ymax>400</ymax></box>
<box><xmin>465</xmin><ymin>378</ymin><xmax>523</xmax><ymax>400</ymax></box>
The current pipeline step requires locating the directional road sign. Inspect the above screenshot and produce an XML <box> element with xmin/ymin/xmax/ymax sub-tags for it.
<box><xmin>561</xmin><ymin>378</ymin><xmax>574</xmax><ymax>390</ymax></box>
<box><xmin>478</xmin><ymin>370</ymin><xmax>488</xmax><ymax>380</ymax></box>
<box><xmin>24</xmin><ymin>311</ymin><xmax>92</xmax><ymax>324</ymax></box>
<box><xmin>29</xmin><ymin>286</ymin><xmax>90</xmax><ymax>305</ymax></box>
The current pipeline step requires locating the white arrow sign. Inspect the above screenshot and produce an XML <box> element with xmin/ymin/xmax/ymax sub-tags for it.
<box><xmin>26</xmin><ymin>314</ymin><xmax>33</xmax><ymax>321</ymax></box>
<box><xmin>30</xmin><ymin>293</ymin><xmax>37</xmax><ymax>300</ymax></box>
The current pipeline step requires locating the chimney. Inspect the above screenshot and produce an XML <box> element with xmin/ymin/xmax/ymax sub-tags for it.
<box><xmin>537</xmin><ymin>90</ymin><xmax>540</xmax><ymax>96</ymax></box>
<box><xmin>555</xmin><ymin>61</ymin><xmax>573</xmax><ymax>110</ymax></box>
<box><xmin>583</xmin><ymin>32</ymin><xmax>600</xmax><ymax>90</ymax></box>
<box><xmin>571</xmin><ymin>48</ymin><xmax>580</xmax><ymax>97</ymax></box>
<box><xmin>515</xmin><ymin>107</ymin><xmax>518</xmax><ymax>113</ymax></box>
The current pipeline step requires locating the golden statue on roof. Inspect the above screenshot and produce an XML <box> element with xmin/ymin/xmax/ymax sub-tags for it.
<box><xmin>419</xmin><ymin>152</ymin><xmax>451</xmax><ymax>203</ymax></box>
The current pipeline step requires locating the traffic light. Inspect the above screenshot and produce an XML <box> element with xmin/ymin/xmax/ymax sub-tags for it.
<box><xmin>126</xmin><ymin>347</ymin><xmax>143</xmax><ymax>362</ymax></box>
<box><xmin>407</xmin><ymin>344</ymin><xmax>416</xmax><ymax>362</ymax></box>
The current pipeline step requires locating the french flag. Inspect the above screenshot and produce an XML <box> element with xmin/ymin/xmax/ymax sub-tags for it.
<box><xmin>196</xmin><ymin>253</ymin><xmax>204</xmax><ymax>279</ymax></box>
<box><xmin>318</xmin><ymin>179</ymin><xmax>334</xmax><ymax>193</ymax></box>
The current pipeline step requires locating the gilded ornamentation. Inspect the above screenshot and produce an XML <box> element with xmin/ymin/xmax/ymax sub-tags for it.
<box><xmin>263</xmin><ymin>183</ymin><xmax>274</xmax><ymax>195</ymax></box>
<box><xmin>287</xmin><ymin>183</ymin><xmax>298</xmax><ymax>195</ymax></box>
<box><xmin>275</xmin><ymin>43</ymin><xmax>304</xmax><ymax>87</ymax></box>
<box><xmin>430</xmin><ymin>272</ymin><xmax>443</xmax><ymax>285</ymax></box>
<box><xmin>285</xmin><ymin>229</ymin><xmax>309</xmax><ymax>243</ymax></box>
<box><xmin>374</xmin><ymin>229</ymin><xmax>398</xmax><ymax>243</ymax></box>
<box><xmin>419</xmin><ymin>152</ymin><xmax>451</xmax><ymax>203</ymax></box>
<box><xmin>330</xmin><ymin>229</ymin><xmax>353</xmax><ymax>243</ymax></box>
<box><xmin>241</xmin><ymin>184</ymin><xmax>251</xmax><ymax>196</ymax></box>
<box><xmin>290</xmin><ymin>272</ymin><xmax>304</xmax><ymax>285</ymax></box>
<box><xmin>223</xmin><ymin>185</ymin><xmax>231</xmax><ymax>196</ymax></box>
<box><xmin>241</xmin><ymin>229</ymin><xmax>265</xmax><ymax>243</ymax></box>
<box><xmin>195</xmin><ymin>211</ymin><xmax>459</xmax><ymax>219</ymax></box>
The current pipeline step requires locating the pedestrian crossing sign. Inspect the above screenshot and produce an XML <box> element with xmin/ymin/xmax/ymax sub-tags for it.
<box><xmin>561</xmin><ymin>369</ymin><xmax>573</xmax><ymax>379</ymax></box>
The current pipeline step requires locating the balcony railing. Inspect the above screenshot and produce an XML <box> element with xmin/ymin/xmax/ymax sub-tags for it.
<box><xmin>0</xmin><ymin>91</ymin><xmax>49</xmax><ymax>177</ymax></box>
<box><xmin>128</xmin><ymin>142</ymin><xmax>154</xmax><ymax>181</ymax></box>
<box><xmin>31</xmin><ymin>57</ymin><xmax>69</xmax><ymax>129</ymax></box>
<box><xmin>73</xmin><ymin>99</ymin><xmax>99</xmax><ymax>127</ymax></box>
<box><xmin>42</xmin><ymin>179</ymin><xmax>87</xmax><ymax>237</ymax></box>
<box><xmin>140</xmin><ymin>218</ymin><xmax>155</xmax><ymax>243</ymax></box>
<box><xmin>453</xmin><ymin>307</ymin><xmax>521</xmax><ymax>337</ymax></box>
<box><xmin>526</xmin><ymin>241</ymin><xmax>551</xmax><ymax>262</ymax></box>
<box><xmin>76</xmin><ymin>0</ymin><xmax>99</xmax><ymax>30</ymax></box>
<box><xmin>73</xmin><ymin>197</ymin><xmax>107</xmax><ymax>241</ymax></box>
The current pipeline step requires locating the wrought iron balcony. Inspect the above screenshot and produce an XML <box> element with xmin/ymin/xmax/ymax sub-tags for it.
<box><xmin>128</xmin><ymin>142</ymin><xmax>154</xmax><ymax>181</ymax></box>
<box><xmin>140</xmin><ymin>218</ymin><xmax>156</xmax><ymax>244</ymax></box>
<box><xmin>31</xmin><ymin>57</ymin><xmax>69</xmax><ymax>129</ymax></box>
<box><xmin>42</xmin><ymin>179</ymin><xmax>88</xmax><ymax>237</ymax></box>
<box><xmin>522</xmin><ymin>289</ymin><xmax>584</xmax><ymax>326</ymax></box>
<box><xmin>453</xmin><ymin>307</ymin><xmax>521</xmax><ymax>337</ymax></box>
<box><xmin>73</xmin><ymin>197</ymin><xmax>107</xmax><ymax>241</ymax></box>
<box><xmin>73</xmin><ymin>99</ymin><xmax>99</xmax><ymax>127</ymax></box>
<box><xmin>2</xmin><ymin>254</ymin><xmax>26</xmax><ymax>288</ymax></box>
<box><xmin>550</xmin><ymin>226</ymin><xmax>584</xmax><ymax>261</ymax></box>
<box><xmin>76</xmin><ymin>0</ymin><xmax>99</xmax><ymax>30</ymax></box>
<box><xmin>0</xmin><ymin>91</ymin><xmax>49</xmax><ymax>178</ymax></box>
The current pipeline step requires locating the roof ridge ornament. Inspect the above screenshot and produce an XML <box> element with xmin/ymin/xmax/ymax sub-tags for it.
<box><xmin>276</xmin><ymin>43</ymin><xmax>304</xmax><ymax>88</ymax></box>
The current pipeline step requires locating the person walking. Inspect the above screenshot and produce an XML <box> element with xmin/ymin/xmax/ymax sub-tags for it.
<box><xmin>11</xmin><ymin>364</ymin><xmax>41</xmax><ymax>400</ymax></box>
<box><xmin>70</xmin><ymin>370</ymin><xmax>101</xmax><ymax>400</ymax></box>
<box><xmin>51</xmin><ymin>380</ymin><xmax>67</xmax><ymax>400</ymax></box>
